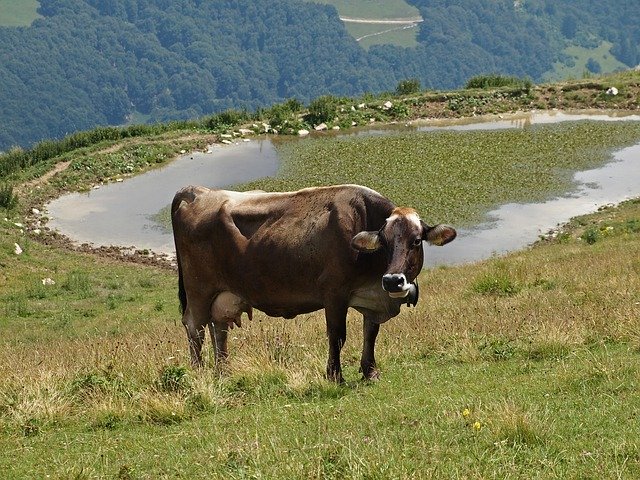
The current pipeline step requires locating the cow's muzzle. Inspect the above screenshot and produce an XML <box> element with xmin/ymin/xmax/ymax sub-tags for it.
<box><xmin>382</xmin><ymin>274</ymin><xmax>419</xmax><ymax>307</ymax></box>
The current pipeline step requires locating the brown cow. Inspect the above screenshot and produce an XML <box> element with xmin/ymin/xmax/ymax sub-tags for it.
<box><xmin>171</xmin><ymin>184</ymin><xmax>456</xmax><ymax>382</ymax></box>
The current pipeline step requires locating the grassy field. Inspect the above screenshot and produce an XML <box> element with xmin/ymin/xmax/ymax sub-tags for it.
<box><xmin>1</xmin><ymin>72</ymin><xmax>640</xmax><ymax>477</ymax></box>
<box><xmin>308</xmin><ymin>0</ymin><xmax>420</xmax><ymax>20</ymax></box>
<box><xmin>306</xmin><ymin>0</ymin><xmax>421</xmax><ymax>48</ymax></box>
<box><xmin>1</xmin><ymin>196</ymin><xmax>639</xmax><ymax>478</ymax></box>
<box><xmin>0</xmin><ymin>0</ymin><xmax>40</xmax><ymax>27</ymax></box>
<box><xmin>343</xmin><ymin>22</ymin><xmax>418</xmax><ymax>49</ymax></box>
<box><xmin>544</xmin><ymin>41</ymin><xmax>629</xmax><ymax>82</ymax></box>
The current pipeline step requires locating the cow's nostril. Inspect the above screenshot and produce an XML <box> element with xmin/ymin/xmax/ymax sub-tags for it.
<box><xmin>382</xmin><ymin>273</ymin><xmax>407</xmax><ymax>292</ymax></box>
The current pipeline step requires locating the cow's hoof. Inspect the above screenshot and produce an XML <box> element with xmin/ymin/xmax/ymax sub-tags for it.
<box><xmin>362</xmin><ymin>369</ymin><xmax>380</xmax><ymax>381</ymax></box>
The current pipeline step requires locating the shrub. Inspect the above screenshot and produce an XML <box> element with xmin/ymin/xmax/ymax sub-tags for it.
<box><xmin>396</xmin><ymin>78</ymin><xmax>421</xmax><ymax>95</ymax></box>
<box><xmin>158</xmin><ymin>365</ymin><xmax>190</xmax><ymax>393</ymax></box>
<box><xmin>465</xmin><ymin>74</ymin><xmax>532</xmax><ymax>91</ymax></box>
<box><xmin>0</xmin><ymin>183</ymin><xmax>18</xmax><ymax>209</ymax></box>
<box><xmin>307</xmin><ymin>95</ymin><xmax>339</xmax><ymax>126</ymax></box>
<box><xmin>581</xmin><ymin>227</ymin><xmax>600</xmax><ymax>244</ymax></box>
<box><xmin>472</xmin><ymin>272</ymin><xmax>520</xmax><ymax>297</ymax></box>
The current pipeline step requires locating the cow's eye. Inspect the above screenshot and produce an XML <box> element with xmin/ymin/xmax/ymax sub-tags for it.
<box><xmin>413</xmin><ymin>237</ymin><xmax>422</xmax><ymax>247</ymax></box>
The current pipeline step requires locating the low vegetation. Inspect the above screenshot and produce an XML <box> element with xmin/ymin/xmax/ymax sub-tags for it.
<box><xmin>0</xmin><ymin>72</ymin><xmax>639</xmax><ymax>477</ymax></box>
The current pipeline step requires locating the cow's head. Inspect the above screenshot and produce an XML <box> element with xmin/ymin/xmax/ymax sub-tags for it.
<box><xmin>351</xmin><ymin>207</ymin><xmax>456</xmax><ymax>304</ymax></box>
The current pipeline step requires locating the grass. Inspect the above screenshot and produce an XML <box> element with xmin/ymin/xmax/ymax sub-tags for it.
<box><xmin>344</xmin><ymin>22</ymin><xmax>419</xmax><ymax>49</ymax></box>
<box><xmin>544</xmin><ymin>41</ymin><xmax>629</xmax><ymax>82</ymax></box>
<box><xmin>306</xmin><ymin>0</ymin><xmax>421</xmax><ymax>48</ymax></box>
<box><xmin>308</xmin><ymin>0</ymin><xmax>420</xmax><ymax>20</ymax></box>
<box><xmin>1</xmin><ymin>193</ymin><xmax>640</xmax><ymax>477</ymax></box>
<box><xmin>0</xmin><ymin>0</ymin><xmax>40</xmax><ymax>27</ymax></box>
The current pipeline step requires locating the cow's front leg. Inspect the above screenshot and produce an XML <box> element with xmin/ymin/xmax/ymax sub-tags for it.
<box><xmin>325</xmin><ymin>303</ymin><xmax>348</xmax><ymax>383</ymax></box>
<box><xmin>360</xmin><ymin>315</ymin><xmax>381</xmax><ymax>380</ymax></box>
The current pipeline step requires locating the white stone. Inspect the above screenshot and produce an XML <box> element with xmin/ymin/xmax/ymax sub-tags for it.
<box><xmin>298</xmin><ymin>129</ymin><xmax>310</xmax><ymax>136</ymax></box>
<box><xmin>382</xmin><ymin>101</ymin><xmax>393</xmax><ymax>110</ymax></box>
<box><xmin>31</xmin><ymin>208</ymin><xmax>41</xmax><ymax>215</ymax></box>
<box><xmin>606</xmin><ymin>87</ymin><xmax>618</xmax><ymax>96</ymax></box>
<box><xmin>314</xmin><ymin>123</ymin><xmax>328</xmax><ymax>131</ymax></box>
<box><xmin>42</xmin><ymin>278</ymin><xmax>55</xmax><ymax>285</ymax></box>
<box><xmin>14</xmin><ymin>243</ymin><xmax>22</xmax><ymax>255</ymax></box>
<box><xmin>332</xmin><ymin>126</ymin><xmax>340</xmax><ymax>130</ymax></box>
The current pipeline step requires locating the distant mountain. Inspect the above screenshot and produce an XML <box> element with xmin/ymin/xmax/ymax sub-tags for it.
<box><xmin>0</xmin><ymin>0</ymin><xmax>638</xmax><ymax>151</ymax></box>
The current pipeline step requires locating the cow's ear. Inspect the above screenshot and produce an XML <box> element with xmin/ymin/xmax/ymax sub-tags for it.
<box><xmin>422</xmin><ymin>222</ymin><xmax>457</xmax><ymax>246</ymax></box>
<box><xmin>351</xmin><ymin>231</ymin><xmax>382</xmax><ymax>252</ymax></box>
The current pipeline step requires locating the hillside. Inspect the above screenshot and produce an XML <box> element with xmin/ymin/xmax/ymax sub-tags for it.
<box><xmin>0</xmin><ymin>0</ymin><xmax>639</xmax><ymax>151</ymax></box>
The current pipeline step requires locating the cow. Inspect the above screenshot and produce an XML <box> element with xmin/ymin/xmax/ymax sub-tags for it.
<box><xmin>171</xmin><ymin>184</ymin><xmax>456</xmax><ymax>382</ymax></box>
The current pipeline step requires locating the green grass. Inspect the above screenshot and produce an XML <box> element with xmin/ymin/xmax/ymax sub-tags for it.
<box><xmin>1</xmin><ymin>172</ymin><xmax>640</xmax><ymax>478</ymax></box>
<box><xmin>306</xmin><ymin>0</ymin><xmax>421</xmax><ymax>48</ymax></box>
<box><xmin>543</xmin><ymin>41</ymin><xmax>628</xmax><ymax>82</ymax></box>
<box><xmin>344</xmin><ymin>22</ymin><xmax>419</xmax><ymax>49</ymax></box>
<box><xmin>309</xmin><ymin>0</ymin><xmax>420</xmax><ymax>20</ymax></box>
<box><xmin>0</xmin><ymin>0</ymin><xmax>40</xmax><ymax>27</ymax></box>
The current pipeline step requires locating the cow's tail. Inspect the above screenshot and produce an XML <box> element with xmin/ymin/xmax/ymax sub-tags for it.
<box><xmin>176</xmin><ymin>250</ymin><xmax>187</xmax><ymax>315</ymax></box>
<box><xmin>171</xmin><ymin>189</ymin><xmax>190</xmax><ymax>315</ymax></box>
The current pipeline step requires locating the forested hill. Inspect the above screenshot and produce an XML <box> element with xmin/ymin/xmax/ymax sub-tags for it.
<box><xmin>1</xmin><ymin>0</ymin><xmax>639</xmax><ymax>151</ymax></box>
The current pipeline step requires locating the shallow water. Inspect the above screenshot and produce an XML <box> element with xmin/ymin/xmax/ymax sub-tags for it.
<box><xmin>425</xmin><ymin>142</ymin><xmax>640</xmax><ymax>266</ymax></box>
<box><xmin>46</xmin><ymin>111</ymin><xmax>640</xmax><ymax>265</ymax></box>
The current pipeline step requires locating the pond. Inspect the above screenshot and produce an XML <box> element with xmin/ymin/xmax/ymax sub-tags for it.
<box><xmin>45</xmin><ymin>111</ymin><xmax>640</xmax><ymax>266</ymax></box>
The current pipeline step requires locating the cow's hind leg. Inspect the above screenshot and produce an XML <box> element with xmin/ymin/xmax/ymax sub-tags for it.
<box><xmin>182</xmin><ymin>301</ymin><xmax>211</xmax><ymax>367</ymax></box>
<box><xmin>360</xmin><ymin>313</ymin><xmax>382</xmax><ymax>380</ymax></box>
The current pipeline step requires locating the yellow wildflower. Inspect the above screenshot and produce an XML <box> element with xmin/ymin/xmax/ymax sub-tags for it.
<box><xmin>473</xmin><ymin>421</ymin><xmax>481</xmax><ymax>430</ymax></box>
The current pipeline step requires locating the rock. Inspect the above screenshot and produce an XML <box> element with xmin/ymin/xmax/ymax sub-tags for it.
<box><xmin>42</xmin><ymin>278</ymin><xmax>55</xmax><ymax>286</ymax></box>
<box><xmin>606</xmin><ymin>87</ymin><xmax>619</xmax><ymax>96</ymax></box>
<box><xmin>358</xmin><ymin>103</ymin><xmax>366</xmax><ymax>109</ymax></box>
<box><xmin>382</xmin><ymin>101</ymin><xmax>393</xmax><ymax>110</ymax></box>
<box><xmin>220</xmin><ymin>134</ymin><xmax>233</xmax><ymax>138</ymax></box>
<box><xmin>298</xmin><ymin>129</ymin><xmax>310</xmax><ymax>136</ymax></box>
<box><xmin>314</xmin><ymin>123</ymin><xmax>328</xmax><ymax>131</ymax></box>
<box><xmin>221</xmin><ymin>139</ymin><xmax>233</xmax><ymax>145</ymax></box>
<box><xmin>332</xmin><ymin>126</ymin><xmax>340</xmax><ymax>130</ymax></box>
<box><xmin>14</xmin><ymin>243</ymin><xmax>22</xmax><ymax>255</ymax></box>
<box><xmin>239</xmin><ymin>128</ymin><xmax>253</xmax><ymax>135</ymax></box>
<box><xmin>32</xmin><ymin>208</ymin><xmax>41</xmax><ymax>215</ymax></box>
